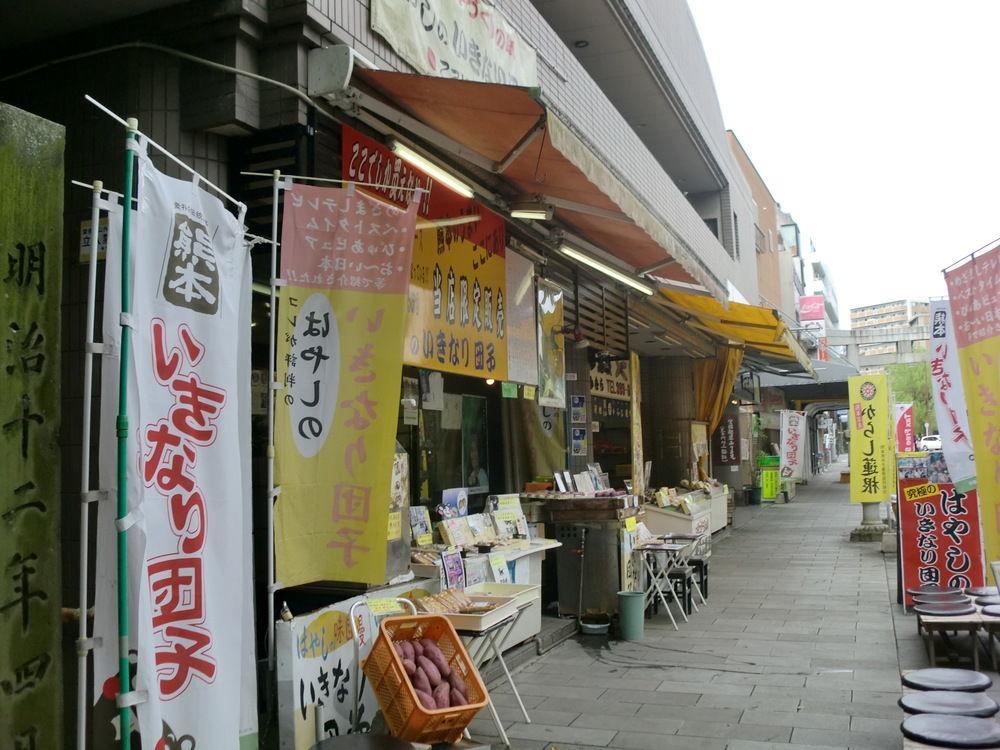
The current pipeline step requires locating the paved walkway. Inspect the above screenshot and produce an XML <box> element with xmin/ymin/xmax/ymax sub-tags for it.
<box><xmin>473</xmin><ymin>461</ymin><xmax>918</xmax><ymax>749</ymax></box>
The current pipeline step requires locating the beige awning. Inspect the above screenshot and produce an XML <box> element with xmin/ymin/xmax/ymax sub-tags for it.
<box><xmin>352</xmin><ymin>70</ymin><xmax>726</xmax><ymax>301</ymax></box>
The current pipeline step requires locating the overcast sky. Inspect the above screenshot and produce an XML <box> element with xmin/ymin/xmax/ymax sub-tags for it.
<box><xmin>687</xmin><ymin>0</ymin><xmax>1000</xmax><ymax>322</ymax></box>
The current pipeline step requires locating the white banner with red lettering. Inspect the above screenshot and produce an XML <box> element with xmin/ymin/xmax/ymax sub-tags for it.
<box><xmin>894</xmin><ymin>403</ymin><xmax>916</xmax><ymax>452</ymax></box>
<box><xmin>93</xmin><ymin>145</ymin><xmax>257</xmax><ymax>749</ymax></box>
<box><xmin>779</xmin><ymin>410</ymin><xmax>808</xmax><ymax>479</ymax></box>
<box><xmin>929</xmin><ymin>299</ymin><xmax>976</xmax><ymax>488</ymax></box>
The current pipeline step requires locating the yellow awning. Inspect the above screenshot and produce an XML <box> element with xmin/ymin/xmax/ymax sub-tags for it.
<box><xmin>658</xmin><ymin>289</ymin><xmax>815</xmax><ymax>376</ymax></box>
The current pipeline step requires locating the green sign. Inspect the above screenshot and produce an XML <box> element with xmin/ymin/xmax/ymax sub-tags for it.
<box><xmin>0</xmin><ymin>102</ymin><xmax>64</xmax><ymax>748</ymax></box>
<box><xmin>760</xmin><ymin>467</ymin><xmax>780</xmax><ymax>500</ymax></box>
<box><xmin>501</xmin><ymin>381</ymin><xmax>518</xmax><ymax>398</ymax></box>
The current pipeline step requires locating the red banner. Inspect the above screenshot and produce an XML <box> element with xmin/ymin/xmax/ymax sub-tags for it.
<box><xmin>899</xmin><ymin>476</ymin><xmax>985</xmax><ymax>606</ymax></box>
<box><xmin>894</xmin><ymin>403</ymin><xmax>915</xmax><ymax>452</ymax></box>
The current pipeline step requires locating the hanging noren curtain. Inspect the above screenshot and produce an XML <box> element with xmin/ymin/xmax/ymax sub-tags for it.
<box><xmin>694</xmin><ymin>345</ymin><xmax>744</xmax><ymax>434</ymax></box>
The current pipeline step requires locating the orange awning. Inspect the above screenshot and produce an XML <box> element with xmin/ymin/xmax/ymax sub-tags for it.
<box><xmin>352</xmin><ymin>70</ymin><xmax>726</xmax><ymax>301</ymax></box>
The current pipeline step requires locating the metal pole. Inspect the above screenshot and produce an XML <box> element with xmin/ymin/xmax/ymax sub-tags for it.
<box><xmin>267</xmin><ymin>170</ymin><xmax>280</xmax><ymax>670</ymax></box>
<box><xmin>76</xmin><ymin>180</ymin><xmax>103</xmax><ymax>750</ymax></box>
<box><xmin>117</xmin><ymin>119</ymin><xmax>138</xmax><ymax>750</ymax></box>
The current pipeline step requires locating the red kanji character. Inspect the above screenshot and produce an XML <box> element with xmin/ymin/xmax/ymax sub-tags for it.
<box><xmin>144</xmin><ymin>420</ymin><xmax>182</xmax><ymax>485</ymax></box>
<box><xmin>151</xmin><ymin>319</ymin><xmax>204</xmax><ymax>383</ymax></box>
<box><xmin>169</xmin><ymin>489</ymin><xmax>207</xmax><ymax>554</ymax></box>
<box><xmin>350</xmin><ymin>344</ymin><xmax>375</xmax><ymax>383</ymax></box>
<box><xmin>326</xmin><ymin>526</ymin><xmax>370</xmax><ymax>568</ymax></box>
<box><xmin>344</xmin><ymin>435</ymin><xmax>367</xmax><ymax>476</ymax></box>
<box><xmin>367</xmin><ymin>310</ymin><xmax>384</xmax><ymax>333</ymax></box>
<box><xmin>148</xmin><ymin>556</ymin><xmax>203</xmax><ymax>628</ymax></box>
<box><xmin>170</xmin><ymin>373</ymin><xmax>226</xmax><ymax>444</ymax></box>
<box><xmin>340</xmin><ymin>391</ymin><xmax>377</xmax><ymax>430</ymax></box>
<box><xmin>331</xmin><ymin>483</ymin><xmax>370</xmax><ymax>523</ymax></box>
<box><xmin>154</xmin><ymin>444</ymin><xmax>197</xmax><ymax>495</ymax></box>
<box><xmin>155</xmin><ymin>625</ymin><xmax>216</xmax><ymax>698</ymax></box>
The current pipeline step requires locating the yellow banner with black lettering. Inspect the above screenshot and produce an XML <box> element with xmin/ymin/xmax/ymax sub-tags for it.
<box><xmin>848</xmin><ymin>373</ymin><xmax>892</xmax><ymax>503</ymax></box>
<box><xmin>404</xmin><ymin>228</ymin><xmax>508</xmax><ymax>380</ymax></box>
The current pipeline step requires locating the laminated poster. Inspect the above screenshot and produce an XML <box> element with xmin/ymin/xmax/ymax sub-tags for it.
<box><xmin>441</xmin><ymin>549</ymin><xmax>466</xmax><ymax>589</ymax></box>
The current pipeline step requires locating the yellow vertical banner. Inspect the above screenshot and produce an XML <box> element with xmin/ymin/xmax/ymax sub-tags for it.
<box><xmin>945</xmin><ymin>245</ymin><xmax>1000</xmax><ymax>566</ymax></box>
<box><xmin>848</xmin><ymin>373</ymin><xmax>892</xmax><ymax>502</ymax></box>
<box><xmin>536</xmin><ymin>279</ymin><xmax>566</xmax><ymax>408</ymax></box>
<box><xmin>274</xmin><ymin>184</ymin><xmax>418</xmax><ymax>586</ymax></box>
<box><xmin>629</xmin><ymin>352</ymin><xmax>645</xmax><ymax>495</ymax></box>
<box><xmin>403</xmin><ymin>229</ymin><xmax>508</xmax><ymax>379</ymax></box>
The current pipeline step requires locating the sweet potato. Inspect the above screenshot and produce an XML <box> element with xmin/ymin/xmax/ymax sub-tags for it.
<box><xmin>420</xmin><ymin>640</ymin><xmax>451</xmax><ymax>677</ymax></box>
<box><xmin>411</xmin><ymin>641</ymin><xmax>424</xmax><ymax>658</ymax></box>
<box><xmin>393</xmin><ymin>642</ymin><xmax>404</xmax><ymax>657</ymax></box>
<box><xmin>413</xmin><ymin>666</ymin><xmax>432</xmax><ymax>695</ymax></box>
<box><xmin>433</xmin><ymin>682</ymin><xmax>451</xmax><ymax>709</ymax></box>
<box><xmin>399</xmin><ymin>640</ymin><xmax>415</xmax><ymax>662</ymax></box>
<box><xmin>447</xmin><ymin>670</ymin><xmax>467</xmax><ymax>696</ymax></box>
<box><xmin>401</xmin><ymin>658</ymin><xmax>416</xmax><ymax>677</ymax></box>
<box><xmin>415</xmin><ymin>689</ymin><xmax>436</xmax><ymax>710</ymax></box>
<box><xmin>417</xmin><ymin>655</ymin><xmax>441</xmax><ymax>687</ymax></box>
<box><xmin>450</xmin><ymin>687</ymin><xmax>467</xmax><ymax>707</ymax></box>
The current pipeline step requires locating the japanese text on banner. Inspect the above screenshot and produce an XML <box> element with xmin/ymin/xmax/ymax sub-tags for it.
<box><xmin>848</xmin><ymin>373</ymin><xmax>892</xmax><ymax>502</ymax></box>
<box><xmin>929</xmin><ymin>299</ymin><xmax>976</xmax><ymax>489</ymax></box>
<box><xmin>275</xmin><ymin>184</ymin><xmax>419</xmax><ymax>587</ymax></box>
<box><xmin>899</xmin><ymin>476</ymin><xmax>985</xmax><ymax>606</ymax></box>
<box><xmin>945</xmin><ymin>246</ymin><xmax>1000</xmax><ymax>566</ymax></box>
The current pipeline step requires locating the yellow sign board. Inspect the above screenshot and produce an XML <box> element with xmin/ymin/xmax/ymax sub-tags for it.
<box><xmin>624</xmin><ymin>516</ymin><xmax>637</xmax><ymax>533</ymax></box>
<box><xmin>367</xmin><ymin>598</ymin><xmax>404</xmax><ymax>616</ymax></box>
<box><xmin>848</xmin><ymin>373</ymin><xmax>892</xmax><ymax>503</ymax></box>
<box><xmin>386</xmin><ymin>511</ymin><xmax>402</xmax><ymax>541</ymax></box>
<box><xmin>903</xmin><ymin>483</ymin><xmax>940</xmax><ymax>502</ymax></box>
<box><xmin>403</xmin><ymin>230</ymin><xmax>507</xmax><ymax>379</ymax></box>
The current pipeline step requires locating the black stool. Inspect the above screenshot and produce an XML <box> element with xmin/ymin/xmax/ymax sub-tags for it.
<box><xmin>667</xmin><ymin>567</ymin><xmax>694</xmax><ymax>616</ymax></box>
<box><xmin>901</xmin><ymin>713</ymin><xmax>1000</xmax><ymax>748</ymax></box>
<box><xmin>902</xmin><ymin>668</ymin><xmax>993</xmax><ymax>692</ymax></box>
<box><xmin>689</xmin><ymin>557</ymin><xmax>709</xmax><ymax>599</ymax></box>
<box><xmin>900</xmin><ymin>691</ymin><xmax>1000</xmax><ymax>717</ymax></box>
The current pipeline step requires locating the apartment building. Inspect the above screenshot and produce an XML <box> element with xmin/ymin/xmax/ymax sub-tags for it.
<box><xmin>851</xmin><ymin>299</ymin><xmax>931</xmax><ymax>330</ymax></box>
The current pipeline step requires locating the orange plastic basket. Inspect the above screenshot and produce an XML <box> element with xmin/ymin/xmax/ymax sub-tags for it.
<box><xmin>362</xmin><ymin>614</ymin><xmax>488</xmax><ymax>744</ymax></box>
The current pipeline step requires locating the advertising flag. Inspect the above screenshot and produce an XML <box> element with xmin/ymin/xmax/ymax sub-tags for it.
<box><xmin>929</xmin><ymin>299</ymin><xmax>976</xmax><ymax>490</ymax></box>
<box><xmin>93</xmin><ymin>150</ymin><xmax>257</xmax><ymax>748</ymax></box>
<box><xmin>848</xmin><ymin>373</ymin><xmax>892</xmax><ymax>502</ymax></box>
<box><xmin>945</xmin><ymin>245</ymin><xmax>1000</xmax><ymax>568</ymax></box>
<box><xmin>779</xmin><ymin>410</ymin><xmax>808</xmax><ymax>479</ymax></box>
<box><xmin>894</xmin><ymin>403</ymin><xmax>916</xmax><ymax>453</ymax></box>
<box><xmin>897</xmin><ymin>453</ymin><xmax>985</xmax><ymax>606</ymax></box>
<box><xmin>274</xmin><ymin>183</ymin><xmax>419</xmax><ymax>587</ymax></box>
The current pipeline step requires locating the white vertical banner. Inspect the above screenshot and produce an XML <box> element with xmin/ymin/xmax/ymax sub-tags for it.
<box><xmin>93</xmin><ymin>147</ymin><xmax>257</xmax><ymax>748</ymax></box>
<box><xmin>779</xmin><ymin>410</ymin><xmax>808</xmax><ymax>480</ymax></box>
<box><xmin>929</xmin><ymin>299</ymin><xmax>976</xmax><ymax>487</ymax></box>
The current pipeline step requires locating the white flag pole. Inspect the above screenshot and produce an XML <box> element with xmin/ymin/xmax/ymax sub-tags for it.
<box><xmin>267</xmin><ymin>170</ymin><xmax>281</xmax><ymax>671</ymax></box>
<box><xmin>75</xmin><ymin>179</ymin><xmax>103</xmax><ymax>750</ymax></box>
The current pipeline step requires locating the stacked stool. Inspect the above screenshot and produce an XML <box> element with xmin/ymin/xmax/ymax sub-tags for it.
<box><xmin>908</xmin><ymin>586</ymin><xmax>982</xmax><ymax>669</ymax></box>
<box><xmin>899</xmin><ymin>668</ymin><xmax>1000</xmax><ymax>748</ymax></box>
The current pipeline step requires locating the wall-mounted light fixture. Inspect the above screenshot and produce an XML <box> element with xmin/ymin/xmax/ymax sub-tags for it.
<box><xmin>559</xmin><ymin>244</ymin><xmax>654</xmax><ymax>296</ymax></box>
<box><xmin>390</xmin><ymin>140</ymin><xmax>474</xmax><ymax>198</ymax></box>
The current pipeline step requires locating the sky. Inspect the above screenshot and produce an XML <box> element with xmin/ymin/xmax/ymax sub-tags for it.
<box><xmin>687</xmin><ymin>0</ymin><xmax>1000</xmax><ymax>322</ymax></box>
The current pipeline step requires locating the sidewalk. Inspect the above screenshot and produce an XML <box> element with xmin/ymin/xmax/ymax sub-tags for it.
<box><xmin>472</xmin><ymin>461</ymin><xmax>912</xmax><ymax>749</ymax></box>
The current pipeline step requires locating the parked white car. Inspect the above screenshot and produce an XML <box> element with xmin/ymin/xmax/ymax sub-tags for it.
<box><xmin>918</xmin><ymin>435</ymin><xmax>942</xmax><ymax>451</ymax></box>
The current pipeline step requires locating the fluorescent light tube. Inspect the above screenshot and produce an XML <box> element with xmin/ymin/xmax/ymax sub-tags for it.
<box><xmin>559</xmin><ymin>244</ymin><xmax>654</xmax><ymax>295</ymax></box>
<box><xmin>512</xmin><ymin>209</ymin><xmax>553</xmax><ymax>221</ymax></box>
<box><xmin>390</xmin><ymin>141</ymin><xmax>474</xmax><ymax>198</ymax></box>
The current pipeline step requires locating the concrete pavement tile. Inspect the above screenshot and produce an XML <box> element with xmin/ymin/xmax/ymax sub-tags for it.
<box><xmin>791</xmin><ymin>726</ymin><xmax>902</xmax><ymax>749</ymax></box>
<box><xmin>490</xmin><ymin>691</ymin><xmax>547</xmax><ymax>709</ymax></box>
<box><xmin>725</xmin><ymin>742</ymin><xmax>847</xmax><ymax>750</ymax></box>
<box><xmin>849</xmin><ymin>715</ymin><xmax>905</xmax><ymax>737</ymax></box>
<box><xmin>798</xmin><ymin>700</ymin><xmax>903</xmax><ymax>721</ymax></box>
<box><xmin>695</xmin><ymin>692</ymin><xmax>800</xmax><ymax>712</ymax></box>
<box><xmin>607</xmin><ymin>732</ymin><xmax>727</xmax><ymax>750</ymax></box>
<box><xmin>751</xmin><ymin>685</ymin><xmax>853</xmax><ymax>703</ymax></box>
<box><xmin>505</xmin><ymin>722</ymin><xmax>616</xmax><ymax>747</ymax></box>
<box><xmin>739</xmin><ymin>708</ymin><xmax>851</xmax><ymax>730</ymax></box>
<box><xmin>655</xmin><ymin>680</ymin><xmax>754</xmax><ymax>696</ymax></box>
<box><xmin>849</xmin><ymin>690</ymin><xmax>903</xmax><ymax>707</ymax></box>
<box><xmin>712</xmin><ymin>671</ymin><xmax>808</xmax><ymax>687</ymax></box>
<box><xmin>516</xmin><ymin>671</ymin><xmax>663</xmax><ymax>693</ymax></box>
<box><xmin>571</xmin><ymin>713</ymin><xmax>683</xmax><ymax>735</ymax></box>
<box><xmin>498</xmin><ymin>683</ymin><xmax>606</xmax><ymax>700</ymax></box>
<box><xmin>633</xmin><ymin>703</ymin><xmax>742</xmax><ymax>724</ymax></box>
<box><xmin>675</xmin><ymin>720</ymin><xmax>792</xmax><ymax>742</ymax></box>
<box><xmin>612</xmin><ymin>688</ymin><xmax>700</xmax><ymax>706</ymax></box>
<box><xmin>535</xmin><ymin>698</ymin><xmax>639</xmax><ymax>717</ymax></box>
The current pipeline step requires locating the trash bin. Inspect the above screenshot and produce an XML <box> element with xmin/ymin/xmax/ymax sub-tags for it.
<box><xmin>617</xmin><ymin>591</ymin><xmax>645</xmax><ymax>641</ymax></box>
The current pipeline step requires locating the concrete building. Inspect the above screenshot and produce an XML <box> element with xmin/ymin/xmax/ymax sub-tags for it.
<box><xmin>851</xmin><ymin>299</ymin><xmax>930</xmax><ymax>330</ymax></box>
<box><xmin>726</xmin><ymin>130</ymin><xmax>799</xmax><ymax>322</ymax></box>
<box><xmin>534</xmin><ymin>0</ymin><xmax>760</xmax><ymax>302</ymax></box>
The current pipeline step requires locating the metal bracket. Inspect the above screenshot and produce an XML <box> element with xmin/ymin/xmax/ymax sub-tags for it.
<box><xmin>116</xmin><ymin>690</ymin><xmax>148</xmax><ymax>709</ymax></box>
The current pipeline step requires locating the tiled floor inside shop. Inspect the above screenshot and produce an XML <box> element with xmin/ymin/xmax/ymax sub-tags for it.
<box><xmin>468</xmin><ymin>460</ymin><xmax>1000</xmax><ymax>749</ymax></box>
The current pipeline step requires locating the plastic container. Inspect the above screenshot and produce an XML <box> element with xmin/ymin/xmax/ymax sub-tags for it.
<box><xmin>362</xmin><ymin>614</ymin><xmax>488</xmax><ymax>744</ymax></box>
<box><xmin>617</xmin><ymin>591</ymin><xmax>645</xmax><ymax>641</ymax></box>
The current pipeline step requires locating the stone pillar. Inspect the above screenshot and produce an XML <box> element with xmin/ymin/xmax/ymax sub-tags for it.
<box><xmin>850</xmin><ymin>501</ymin><xmax>889</xmax><ymax>541</ymax></box>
